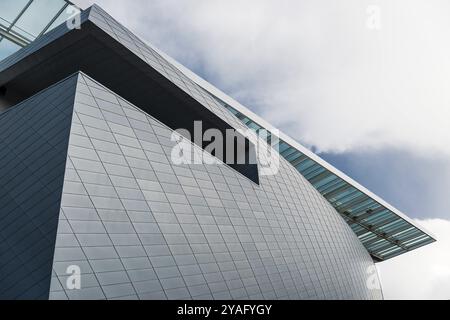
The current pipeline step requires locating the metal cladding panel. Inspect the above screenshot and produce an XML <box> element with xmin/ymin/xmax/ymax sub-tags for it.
<box><xmin>0</xmin><ymin>74</ymin><xmax>78</xmax><ymax>299</ymax></box>
<box><xmin>48</xmin><ymin>73</ymin><xmax>382</xmax><ymax>300</ymax></box>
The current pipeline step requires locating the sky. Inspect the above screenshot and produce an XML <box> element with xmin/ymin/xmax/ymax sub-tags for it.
<box><xmin>74</xmin><ymin>0</ymin><xmax>450</xmax><ymax>299</ymax></box>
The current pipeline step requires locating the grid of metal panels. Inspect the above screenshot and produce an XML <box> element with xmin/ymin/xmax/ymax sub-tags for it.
<box><xmin>0</xmin><ymin>0</ymin><xmax>78</xmax><ymax>61</ymax></box>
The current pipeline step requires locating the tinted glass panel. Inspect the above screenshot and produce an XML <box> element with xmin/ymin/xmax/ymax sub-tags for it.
<box><xmin>0</xmin><ymin>0</ymin><xmax>29</xmax><ymax>26</ymax></box>
<box><xmin>0</xmin><ymin>38</ymin><xmax>21</xmax><ymax>61</ymax></box>
<box><xmin>12</xmin><ymin>0</ymin><xmax>67</xmax><ymax>38</ymax></box>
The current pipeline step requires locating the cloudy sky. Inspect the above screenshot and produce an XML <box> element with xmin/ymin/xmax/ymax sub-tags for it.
<box><xmin>74</xmin><ymin>0</ymin><xmax>450</xmax><ymax>299</ymax></box>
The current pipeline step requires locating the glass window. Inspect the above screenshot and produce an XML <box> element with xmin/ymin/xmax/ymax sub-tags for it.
<box><xmin>0</xmin><ymin>38</ymin><xmax>21</xmax><ymax>61</ymax></box>
<box><xmin>0</xmin><ymin>0</ymin><xmax>30</xmax><ymax>26</ymax></box>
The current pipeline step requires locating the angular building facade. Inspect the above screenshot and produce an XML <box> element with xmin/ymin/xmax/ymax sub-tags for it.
<box><xmin>0</xmin><ymin>3</ymin><xmax>435</xmax><ymax>300</ymax></box>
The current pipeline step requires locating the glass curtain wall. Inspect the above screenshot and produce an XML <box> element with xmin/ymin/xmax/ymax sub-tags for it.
<box><xmin>0</xmin><ymin>0</ymin><xmax>79</xmax><ymax>61</ymax></box>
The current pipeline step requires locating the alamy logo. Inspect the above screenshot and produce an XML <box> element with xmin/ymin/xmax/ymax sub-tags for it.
<box><xmin>171</xmin><ymin>121</ymin><xmax>280</xmax><ymax>176</ymax></box>
<box><xmin>66</xmin><ymin>265</ymin><xmax>81</xmax><ymax>290</ymax></box>
<box><xmin>366</xmin><ymin>265</ymin><xmax>381</xmax><ymax>290</ymax></box>
<box><xmin>66</xmin><ymin>7</ymin><xmax>81</xmax><ymax>30</ymax></box>
<box><xmin>366</xmin><ymin>5</ymin><xmax>382</xmax><ymax>30</ymax></box>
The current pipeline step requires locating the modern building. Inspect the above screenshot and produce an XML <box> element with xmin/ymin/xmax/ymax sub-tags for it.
<box><xmin>0</xmin><ymin>2</ymin><xmax>435</xmax><ymax>300</ymax></box>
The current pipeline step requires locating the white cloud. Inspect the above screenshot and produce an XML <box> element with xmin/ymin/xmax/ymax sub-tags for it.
<box><xmin>75</xmin><ymin>0</ymin><xmax>450</xmax><ymax>156</ymax></box>
<box><xmin>378</xmin><ymin>219</ymin><xmax>450</xmax><ymax>299</ymax></box>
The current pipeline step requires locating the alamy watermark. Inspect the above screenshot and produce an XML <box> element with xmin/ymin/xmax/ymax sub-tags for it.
<box><xmin>366</xmin><ymin>265</ymin><xmax>382</xmax><ymax>291</ymax></box>
<box><xmin>66</xmin><ymin>265</ymin><xmax>81</xmax><ymax>290</ymax></box>
<box><xmin>366</xmin><ymin>5</ymin><xmax>382</xmax><ymax>30</ymax></box>
<box><xmin>170</xmin><ymin>121</ymin><xmax>280</xmax><ymax>176</ymax></box>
